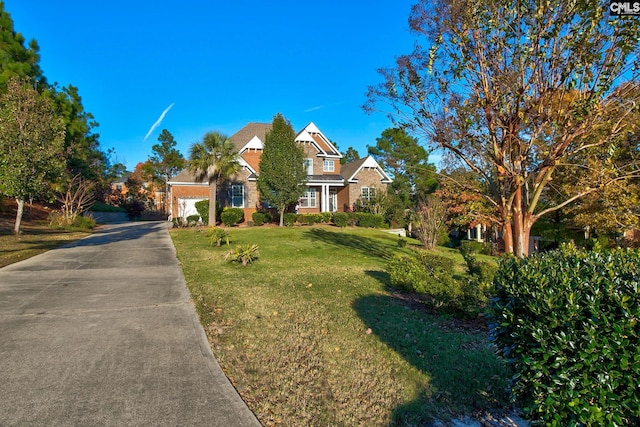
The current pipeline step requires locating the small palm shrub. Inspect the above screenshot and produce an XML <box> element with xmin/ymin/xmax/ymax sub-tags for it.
<box><xmin>490</xmin><ymin>246</ymin><xmax>640</xmax><ymax>426</ymax></box>
<box><xmin>225</xmin><ymin>243</ymin><xmax>259</xmax><ymax>266</ymax></box>
<box><xmin>207</xmin><ymin>226</ymin><xmax>230</xmax><ymax>247</ymax></box>
<box><xmin>333</xmin><ymin>212</ymin><xmax>349</xmax><ymax>227</ymax></box>
<box><xmin>220</xmin><ymin>208</ymin><xmax>244</xmax><ymax>226</ymax></box>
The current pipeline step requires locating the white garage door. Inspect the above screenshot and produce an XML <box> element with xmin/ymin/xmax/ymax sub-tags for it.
<box><xmin>177</xmin><ymin>198</ymin><xmax>206</xmax><ymax>219</ymax></box>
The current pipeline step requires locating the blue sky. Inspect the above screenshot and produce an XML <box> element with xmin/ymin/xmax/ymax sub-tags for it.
<box><xmin>5</xmin><ymin>0</ymin><xmax>418</xmax><ymax>170</ymax></box>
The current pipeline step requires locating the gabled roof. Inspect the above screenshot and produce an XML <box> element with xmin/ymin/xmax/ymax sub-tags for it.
<box><xmin>296</xmin><ymin>122</ymin><xmax>342</xmax><ymax>158</ymax></box>
<box><xmin>229</xmin><ymin>122</ymin><xmax>271</xmax><ymax>152</ymax></box>
<box><xmin>341</xmin><ymin>156</ymin><xmax>392</xmax><ymax>183</ymax></box>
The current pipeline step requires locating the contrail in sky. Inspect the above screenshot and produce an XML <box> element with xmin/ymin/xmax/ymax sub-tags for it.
<box><xmin>143</xmin><ymin>103</ymin><xmax>175</xmax><ymax>141</ymax></box>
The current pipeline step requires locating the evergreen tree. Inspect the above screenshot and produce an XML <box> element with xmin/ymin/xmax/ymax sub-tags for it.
<box><xmin>257</xmin><ymin>113</ymin><xmax>307</xmax><ymax>226</ymax></box>
<box><xmin>0</xmin><ymin>3</ymin><xmax>45</xmax><ymax>89</ymax></box>
<box><xmin>0</xmin><ymin>77</ymin><xmax>65</xmax><ymax>234</ymax></box>
<box><xmin>147</xmin><ymin>129</ymin><xmax>186</xmax><ymax>213</ymax></box>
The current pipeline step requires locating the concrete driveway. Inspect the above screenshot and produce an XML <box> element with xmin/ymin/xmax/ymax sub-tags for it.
<box><xmin>0</xmin><ymin>222</ymin><xmax>260</xmax><ymax>426</ymax></box>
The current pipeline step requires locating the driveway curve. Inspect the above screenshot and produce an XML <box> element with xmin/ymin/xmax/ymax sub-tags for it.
<box><xmin>0</xmin><ymin>221</ymin><xmax>260</xmax><ymax>426</ymax></box>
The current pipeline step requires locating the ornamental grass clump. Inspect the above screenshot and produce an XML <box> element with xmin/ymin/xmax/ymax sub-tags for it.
<box><xmin>490</xmin><ymin>245</ymin><xmax>640</xmax><ymax>426</ymax></box>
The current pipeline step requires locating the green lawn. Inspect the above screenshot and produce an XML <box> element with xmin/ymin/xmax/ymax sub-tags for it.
<box><xmin>170</xmin><ymin>225</ymin><xmax>511</xmax><ymax>426</ymax></box>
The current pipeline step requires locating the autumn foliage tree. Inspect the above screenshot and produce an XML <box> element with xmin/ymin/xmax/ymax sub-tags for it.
<box><xmin>366</xmin><ymin>0</ymin><xmax>640</xmax><ymax>256</ymax></box>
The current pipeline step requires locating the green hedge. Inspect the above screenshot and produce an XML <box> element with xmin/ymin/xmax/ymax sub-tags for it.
<box><xmin>490</xmin><ymin>247</ymin><xmax>640</xmax><ymax>426</ymax></box>
<box><xmin>283</xmin><ymin>213</ymin><xmax>297</xmax><ymax>226</ymax></box>
<box><xmin>220</xmin><ymin>208</ymin><xmax>244</xmax><ymax>226</ymax></box>
<box><xmin>333</xmin><ymin>212</ymin><xmax>349</xmax><ymax>227</ymax></box>
<box><xmin>354</xmin><ymin>212</ymin><xmax>385</xmax><ymax>228</ymax></box>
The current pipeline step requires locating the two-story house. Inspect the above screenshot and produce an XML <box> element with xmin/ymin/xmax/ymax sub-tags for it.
<box><xmin>167</xmin><ymin>121</ymin><xmax>392</xmax><ymax>221</ymax></box>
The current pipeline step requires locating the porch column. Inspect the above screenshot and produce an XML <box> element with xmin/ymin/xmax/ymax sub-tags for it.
<box><xmin>321</xmin><ymin>185</ymin><xmax>329</xmax><ymax>212</ymax></box>
<box><xmin>476</xmin><ymin>224</ymin><xmax>482</xmax><ymax>242</ymax></box>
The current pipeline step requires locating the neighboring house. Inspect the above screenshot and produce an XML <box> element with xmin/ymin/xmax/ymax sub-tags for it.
<box><xmin>167</xmin><ymin>122</ymin><xmax>392</xmax><ymax>221</ymax></box>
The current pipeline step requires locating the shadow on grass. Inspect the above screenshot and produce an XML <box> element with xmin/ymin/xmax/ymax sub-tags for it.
<box><xmin>355</xmin><ymin>272</ymin><xmax>510</xmax><ymax>425</ymax></box>
<box><xmin>303</xmin><ymin>228</ymin><xmax>392</xmax><ymax>260</ymax></box>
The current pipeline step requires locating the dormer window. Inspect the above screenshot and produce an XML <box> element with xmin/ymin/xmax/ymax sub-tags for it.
<box><xmin>323</xmin><ymin>159</ymin><xmax>335</xmax><ymax>172</ymax></box>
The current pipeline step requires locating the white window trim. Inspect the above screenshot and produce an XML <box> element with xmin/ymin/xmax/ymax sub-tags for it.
<box><xmin>304</xmin><ymin>158</ymin><xmax>313</xmax><ymax>175</ymax></box>
<box><xmin>361</xmin><ymin>187</ymin><xmax>376</xmax><ymax>201</ymax></box>
<box><xmin>300</xmin><ymin>188</ymin><xmax>317</xmax><ymax>208</ymax></box>
<box><xmin>323</xmin><ymin>159</ymin><xmax>335</xmax><ymax>172</ymax></box>
<box><xmin>231</xmin><ymin>184</ymin><xmax>245</xmax><ymax>208</ymax></box>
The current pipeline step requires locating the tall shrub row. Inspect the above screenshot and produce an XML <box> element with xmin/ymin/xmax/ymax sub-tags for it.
<box><xmin>490</xmin><ymin>247</ymin><xmax>640</xmax><ymax>426</ymax></box>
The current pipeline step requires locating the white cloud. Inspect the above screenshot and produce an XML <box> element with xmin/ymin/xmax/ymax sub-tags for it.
<box><xmin>143</xmin><ymin>103</ymin><xmax>175</xmax><ymax>142</ymax></box>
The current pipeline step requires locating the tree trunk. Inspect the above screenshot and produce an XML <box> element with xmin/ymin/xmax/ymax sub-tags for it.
<box><xmin>279</xmin><ymin>206</ymin><xmax>285</xmax><ymax>227</ymax></box>
<box><xmin>502</xmin><ymin>221</ymin><xmax>513</xmax><ymax>255</ymax></box>
<box><xmin>209</xmin><ymin>181</ymin><xmax>217</xmax><ymax>226</ymax></box>
<box><xmin>14</xmin><ymin>198</ymin><xmax>25</xmax><ymax>235</ymax></box>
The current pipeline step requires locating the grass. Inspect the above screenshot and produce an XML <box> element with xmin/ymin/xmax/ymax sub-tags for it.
<box><xmin>0</xmin><ymin>200</ymin><xmax>92</xmax><ymax>268</ymax></box>
<box><xmin>170</xmin><ymin>225</ymin><xmax>511</xmax><ymax>426</ymax></box>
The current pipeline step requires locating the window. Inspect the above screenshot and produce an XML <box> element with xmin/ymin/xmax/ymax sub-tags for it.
<box><xmin>230</xmin><ymin>185</ymin><xmax>244</xmax><ymax>208</ymax></box>
<box><xmin>303</xmin><ymin>158</ymin><xmax>313</xmax><ymax>175</ymax></box>
<box><xmin>323</xmin><ymin>159</ymin><xmax>335</xmax><ymax>172</ymax></box>
<box><xmin>299</xmin><ymin>188</ymin><xmax>317</xmax><ymax>208</ymax></box>
<box><xmin>361</xmin><ymin>187</ymin><xmax>376</xmax><ymax>201</ymax></box>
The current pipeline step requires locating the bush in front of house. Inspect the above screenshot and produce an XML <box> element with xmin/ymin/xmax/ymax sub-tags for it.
<box><xmin>195</xmin><ymin>200</ymin><xmax>209</xmax><ymax>225</ymax></box>
<box><xmin>354</xmin><ymin>212</ymin><xmax>385</xmax><ymax>228</ymax></box>
<box><xmin>252</xmin><ymin>211</ymin><xmax>267</xmax><ymax>226</ymax></box>
<box><xmin>459</xmin><ymin>240</ymin><xmax>492</xmax><ymax>256</ymax></box>
<box><xmin>333</xmin><ymin>212</ymin><xmax>349</xmax><ymax>227</ymax></box>
<box><xmin>490</xmin><ymin>246</ymin><xmax>640</xmax><ymax>426</ymax></box>
<box><xmin>186</xmin><ymin>214</ymin><xmax>200</xmax><ymax>225</ymax></box>
<box><xmin>283</xmin><ymin>213</ymin><xmax>297</xmax><ymax>226</ymax></box>
<box><xmin>220</xmin><ymin>208</ymin><xmax>244</xmax><ymax>227</ymax></box>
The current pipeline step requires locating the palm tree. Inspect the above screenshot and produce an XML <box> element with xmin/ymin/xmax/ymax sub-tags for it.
<box><xmin>188</xmin><ymin>131</ymin><xmax>240</xmax><ymax>226</ymax></box>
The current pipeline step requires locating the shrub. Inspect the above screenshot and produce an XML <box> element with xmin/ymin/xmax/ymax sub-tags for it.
<box><xmin>207</xmin><ymin>226</ymin><xmax>230</xmax><ymax>247</ymax></box>
<box><xmin>263</xmin><ymin>212</ymin><xmax>273</xmax><ymax>224</ymax></box>
<box><xmin>283</xmin><ymin>213</ymin><xmax>297</xmax><ymax>226</ymax></box>
<box><xmin>318</xmin><ymin>212</ymin><xmax>332</xmax><ymax>223</ymax></box>
<box><xmin>347</xmin><ymin>212</ymin><xmax>358</xmax><ymax>226</ymax></box>
<box><xmin>224</xmin><ymin>243</ymin><xmax>259</xmax><ymax>266</ymax></box>
<box><xmin>220</xmin><ymin>208</ymin><xmax>244</xmax><ymax>226</ymax></box>
<box><xmin>333</xmin><ymin>212</ymin><xmax>349</xmax><ymax>227</ymax></box>
<box><xmin>306</xmin><ymin>214</ymin><xmax>317</xmax><ymax>225</ymax></box>
<box><xmin>355</xmin><ymin>212</ymin><xmax>385</xmax><ymax>228</ymax></box>
<box><xmin>194</xmin><ymin>199</ymin><xmax>209</xmax><ymax>225</ymax></box>
<box><xmin>73</xmin><ymin>215</ymin><xmax>96</xmax><ymax>229</ymax></box>
<box><xmin>490</xmin><ymin>247</ymin><xmax>640</xmax><ymax>426</ymax></box>
<box><xmin>252</xmin><ymin>211</ymin><xmax>266</xmax><ymax>226</ymax></box>
<box><xmin>296</xmin><ymin>214</ymin><xmax>307</xmax><ymax>225</ymax></box>
<box><xmin>124</xmin><ymin>200</ymin><xmax>145</xmax><ymax>220</ymax></box>
<box><xmin>460</xmin><ymin>240</ymin><xmax>491</xmax><ymax>256</ymax></box>
<box><xmin>186</xmin><ymin>214</ymin><xmax>201</xmax><ymax>224</ymax></box>
<box><xmin>387</xmin><ymin>251</ymin><xmax>460</xmax><ymax>307</ymax></box>
<box><xmin>397</xmin><ymin>237</ymin><xmax>407</xmax><ymax>248</ymax></box>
